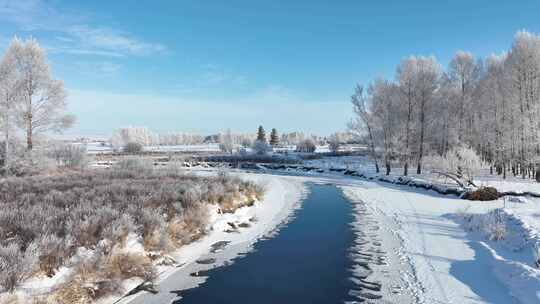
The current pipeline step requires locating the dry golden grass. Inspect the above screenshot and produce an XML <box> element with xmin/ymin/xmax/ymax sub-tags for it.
<box><xmin>53</xmin><ymin>279</ymin><xmax>93</xmax><ymax>304</ymax></box>
<box><xmin>104</xmin><ymin>253</ymin><xmax>156</xmax><ymax>282</ymax></box>
<box><xmin>52</xmin><ymin>252</ymin><xmax>156</xmax><ymax>304</ymax></box>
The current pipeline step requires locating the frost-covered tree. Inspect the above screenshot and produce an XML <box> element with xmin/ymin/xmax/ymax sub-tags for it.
<box><xmin>296</xmin><ymin>138</ymin><xmax>316</xmax><ymax>153</ymax></box>
<box><xmin>9</xmin><ymin>37</ymin><xmax>74</xmax><ymax>150</ymax></box>
<box><xmin>0</xmin><ymin>42</ymin><xmax>20</xmax><ymax>175</ymax></box>
<box><xmin>396</xmin><ymin>57</ymin><xmax>417</xmax><ymax>175</ymax></box>
<box><xmin>219</xmin><ymin>129</ymin><xmax>234</xmax><ymax>154</ymax></box>
<box><xmin>412</xmin><ymin>56</ymin><xmax>441</xmax><ymax>174</ymax></box>
<box><xmin>349</xmin><ymin>85</ymin><xmax>380</xmax><ymax>173</ymax></box>
<box><xmin>507</xmin><ymin>31</ymin><xmax>540</xmax><ymax>178</ymax></box>
<box><xmin>370</xmin><ymin>79</ymin><xmax>401</xmax><ymax>175</ymax></box>
<box><xmin>252</xmin><ymin>139</ymin><xmax>271</xmax><ymax>155</ymax></box>
<box><xmin>349</xmin><ymin>29</ymin><xmax>540</xmax><ymax>181</ymax></box>
<box><xmin>446</xmin><ymin>51</ymin><xmax>482</xmax><ymax>143</ymax></box>
<box><xmin>426</xmin><ymin>146</ymin><xmax>483</xmax><ymax>186</ymax></box>
<box><xmin>111</xmin><ymin>127</ymin><xmax>156</xmax><ymax>149</ymax></box>
<box><xmin>328</xmin><ymin>133</ymin><xmax>341</xmax><ymax>153</ymax></box>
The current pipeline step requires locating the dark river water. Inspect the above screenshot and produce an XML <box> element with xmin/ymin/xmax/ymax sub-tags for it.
<box><xmin>175</xmin><ymin>184</ymin><xmax>357</xmax><ymax>304</ymax></box>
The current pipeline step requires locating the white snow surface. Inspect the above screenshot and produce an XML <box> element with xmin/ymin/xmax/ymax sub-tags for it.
<box><xmin>342</xmin><ymin>178</ymin><xmax>540</xmax><ymax>304</ymax></box>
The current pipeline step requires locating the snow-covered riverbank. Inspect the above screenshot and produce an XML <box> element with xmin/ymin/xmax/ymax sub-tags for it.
<box><xmin>112</xmin><ymin>173</ymin><xmax>305</xmax><ymax>304</ymax></box>
<box><xmin>342</xmin><ymin>179</ymin><xmax>540</xmax><ymax>304</ymax></box>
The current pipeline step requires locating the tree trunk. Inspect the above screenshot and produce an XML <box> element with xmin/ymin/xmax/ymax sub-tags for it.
<box><xmin>503</xmin><ymin>162</ymin><xmax>506</xmax><ymax>179</ymax></box>
<box><xmin>26</xmin><ymin>113</ymin><xmax>33</xmax><ymax>151</ymax></box>
<box><xmin>3</xmin><ymin>114</ymin><xmax>8</xmax><ymax>176</ymax></box>
<box><xmin>386</xmin><ymin>163</ymin><xmax>391</xmax><ymax>176</ymax></box>
<box><xmin>366</xmin><ymin>122</ymin><xmax>379</xmax><ymax>173</ymax></box>
<box><xmin>417</xmin><ymin>97</ymin><xmax>426</xmax><ymax>175</ymax></box>
<box><xmin>403</xmin><ymin>162</ymin><xmax>408</xmax><ymax>176</ymax></box>
<box><xmin>404</xmin><ymin>88</ymin><xmax>412</xmax><ymax>177</ymax></box>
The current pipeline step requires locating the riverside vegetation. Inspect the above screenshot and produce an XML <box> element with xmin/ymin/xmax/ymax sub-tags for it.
<box><xmin>0</xmin><ymin>160</ymin><xmax>264</xmax><ymax>303</ymax></box>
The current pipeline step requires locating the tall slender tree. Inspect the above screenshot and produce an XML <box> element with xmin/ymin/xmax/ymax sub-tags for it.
<box><xmin>0</xmin><ymin>42</ymin><xmax>20</xmax><ymax>175</ymax></box>
<box><xmin>349</xmin><ymin>85</ymin><xmax>380</xmax><ymax>173</ymax></box>
<box><xmin>10</xmin><ymin>37</ymin><xmax>73</xmax><ymax>150</ymax></box>
<box><xmin>396</xmin><ymin>57</ymin><xmax>417</xmax><ymax>175</ymax></box>
<box><xmin>413</xmin><ymin>56</ymin><xmax>441</xmax><ymax>174</ymax></box>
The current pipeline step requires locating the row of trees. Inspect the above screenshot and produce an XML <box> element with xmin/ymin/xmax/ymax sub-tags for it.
<box><xmin>350</xmin><ymin>30</ymin><xmax>540</xmax><ymax>179</ymax></box>
<box><xmin>255</xmin><ymin>126</ymin><xmax>280</xmax><ymax>146</ymax></box>
<box><xmin>0</xmin><ymin>37</ymin><xmax>73</xmax><ymax>174</ymax></box>
<box><xmin>111</xmin><ymin>127</ymin><xmax>206</xmax><ymax>148</ymax></box>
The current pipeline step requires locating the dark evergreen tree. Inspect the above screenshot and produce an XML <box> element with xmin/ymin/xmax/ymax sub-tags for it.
<box><xmin>257</xmin><ymin>126</ymin><xmax>266</xmax><ymax>142</ymax></box>
<box><xmin>269</xmin><ymin>128</ymin><xmax>279</xmax><ymax>146</ymax></box>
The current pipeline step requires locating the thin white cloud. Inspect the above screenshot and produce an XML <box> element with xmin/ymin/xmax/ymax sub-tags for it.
<box><xmin>67</xmin><ymin>25</ymin><xmax>167</xmax><ymax>56</ymax></box>
<box><xmin>46</xmin><ymin>46</ymin><xmax>126</xmax><ymax>58</ymax></box>
<box><xmin>0</xmin><ymin>0</ymin><xmax>77</xmax><ymax>30</ymax></box>
<box><xmin>0</xmin><ymin>0</ymin><xmax>167</xmax><ymax>57</ymax></box>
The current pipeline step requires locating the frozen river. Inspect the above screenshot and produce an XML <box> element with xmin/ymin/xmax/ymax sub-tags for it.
<box><xmin>174</xmin><ymin>184</ymin><xmax>358</xmax><ymax>303</ymax></box>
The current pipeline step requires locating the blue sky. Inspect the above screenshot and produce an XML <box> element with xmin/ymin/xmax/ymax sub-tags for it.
<box><xmin>1</xmin><ymin>0</ymin><xmax>539</xmax><ymax>137</ymax></box>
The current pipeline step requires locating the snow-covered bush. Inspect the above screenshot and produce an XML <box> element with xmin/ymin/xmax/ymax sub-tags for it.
<box><xmin>123</xmin><ymin>142</ymin><xmax>143</xmax><ymax>154</ymax></box>
<box><xmin>296</xmin><ymin>139</ymin><xmax>316</xmax><ymax>153</ymax></box>
<box><xmin>426</xmin><ymin>146</ymin><xmax>483</xmax><ymax>186</ymax></box>
<box><xmin>113</xmin><ymin>156</ymin><xmax>153</xmax><ymax>173</ymax></box>
<box><xmin>37</xmin><ymin>234</ymin><xmax>73</xmax><ymax>277</ymax></box>
<box><xmin>102</xmin><ymin>214</ymin><xmax>136</xmax><ymax>248</ymax></box>
<box><xmin>485</xmin><ymin>213</ymin><xmax>506</xmax><ymax>241</ymax></box>
<box><xmin>47</xmin><ymin>143</ymin><xmax>87</xmax><ymax>169</ymax></box>
<box><xmin>111</xmin><ymin>127</ymin><xmax>157</xmax><ymax>150</ymax></box>
<box><xmin>328</xmin><ymin>134</ymin><xmax>341</xmax><ymax>153</ymax></box>
<box><xmin>219</xmin><ymin>142</ymin><xmax>234</xmax><ymax>154</ymax></box>
<box><xmin>105</xmin><ymin>253</ymin><xmax>157</xmax><ymax>282</ymax></box>
<box><xmin>0</xmin><ymin>242</ymin><xmax>39</xmax><ymax>292</ymax></box>
<box><xmin>252</xmin><ymin>139</ymin><xmax>272</xmax><ymax>155</ymax></box>
<box><xmin>7</xmin><ymin>150</ymin><xmax>57</xmax><ymax>177</ymax></box>
<box><xmin>461</xmin><ymin>209</ymin><xmax>507</xmax><ymax>241</ymax></box>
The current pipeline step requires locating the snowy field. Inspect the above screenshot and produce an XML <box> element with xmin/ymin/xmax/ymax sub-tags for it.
<box><xmin>83</xmin><ymin>143</ymin><xmax>222</xmax><ymax>154</ymax></box>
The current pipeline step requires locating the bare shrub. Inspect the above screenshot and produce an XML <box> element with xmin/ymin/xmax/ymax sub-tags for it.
<box><xmin>37</xmin><ymin>234</ymin><xmax>72</xmax><ymax>277</ymax></box>
<box><xmin>7</xmin><ymin>150</ymin><xmax>57</xmax><ymax>177</ymax></box>
<box><xmin>0</xmin><ymin>242</ymin><xmax>39</xmax><ymax>292</ymax></box>
<box><xmin>464</xmin><ymin>187</ymin><xmax>499</xmax><ymax>201</ymax></box>
<box><xmin>105</xmin><ymin>253</ymin><xmax>156</xmax><ymax>282</ymax></box>
<box><xmin>484</xmin><ymin>211</ymin><xmax>506</xmax><ymax>241</ymax></box>
<box><xmin>168</xmin><ymin>205</ymin><xmax>209</xmax><ymax>245</ymax></box>
<box><xmin>102</xmin><ymin>214</ymin><xmax>136</xmax><ymax>249</ymax></box>
<box><xmin>123</xmin><ymin>142</ymin><xmax>143</xmax><ymax>154</ymax></box>
<box><xmin>296</xmin><ymin>139</ymin><xmax>316</xmax><ymax>153</ymax></box>
<box><xmin>113</xmin><ymin>157</ymin><xmax>153</xmax><ymax>174</ymax></box>
<box><xmin>47</xmin><ymin>144</ymin><xmax>87</xmax><ymax>169</ymax></box>
<box><xmin>252</xmin><ymin>140</ymin><xmax>272</xmax><ymax>155</ymax></box>
<box><xmin>54</xmin><ymin>278</ymin><xmax>94</xmax><ymax>304</ymax></box>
